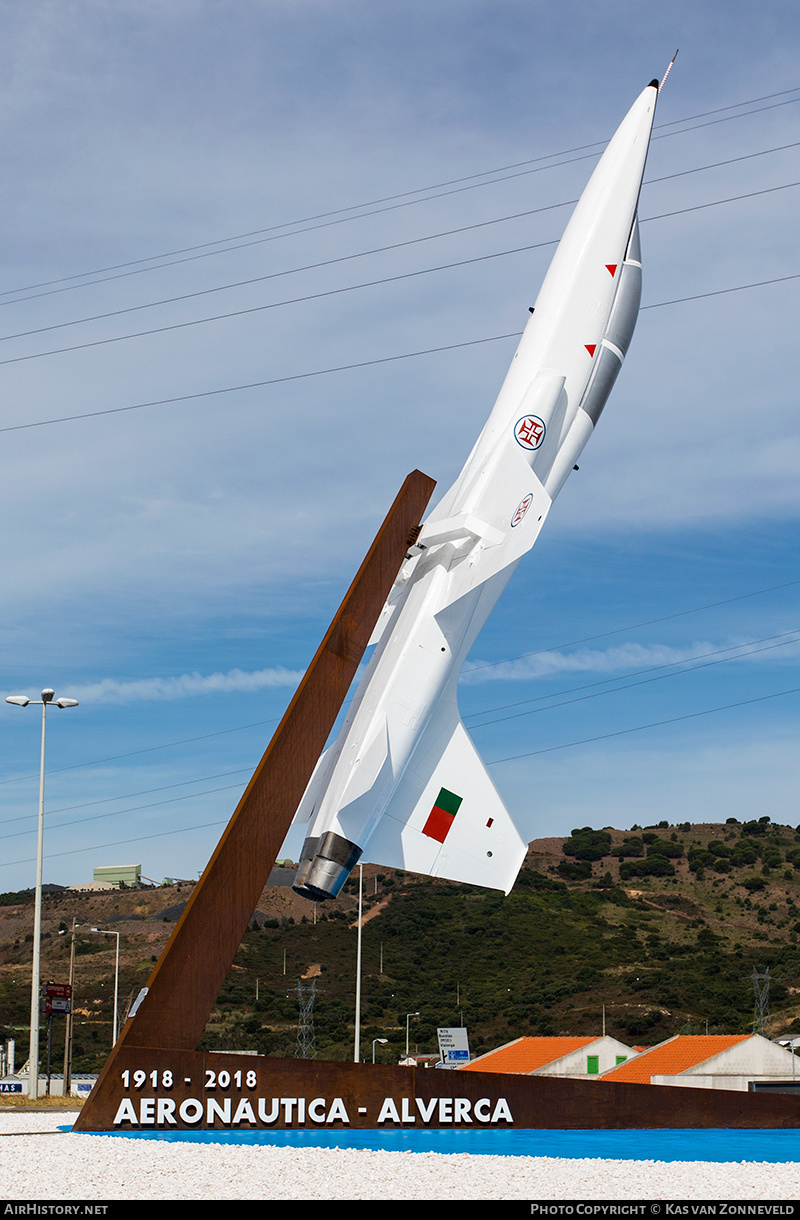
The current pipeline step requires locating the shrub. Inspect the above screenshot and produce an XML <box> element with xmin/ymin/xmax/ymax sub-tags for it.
<box><xmin>611</xmin><ymin>837</ymin><xmax>645</xmax><ymax>859</ymax></box>
<box><xmin>557</xmin><ymin>860</ymin><xmax>592</xmax><ymax>881</ymax></box>
<box><xmin>645</xmin><ymin>838</ymin><xmax>684</xmax><ymax>859</ymax></box>
<box><xmin>619</xmin><ymin>857</ymin><xmax>676</xmax><ymax>881</ymax></box>
<box><xmin>562</xmin><ymin>829</ymin><xmax>612</xmax><ymax>862</ymax></box>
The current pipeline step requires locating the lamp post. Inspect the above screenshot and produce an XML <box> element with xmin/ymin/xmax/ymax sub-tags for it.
<box><xmin>59</xmin><ymin>918</ymin><xmax>78</xmax><ymax>1095</ymax></box>
<box><xmin>6</xmin><ymin>689</ymin><xmax>78</xmax><ymax>1100</ymax></box>
<box><xmin>90</xmin><ymin>928</ymin><xmax>120</xmax><ymax>1045</ymax></box>
<box><xmin>372</xmin><ymin>1037</ymin><xmax>388</xmax><ymax>1064</ymax></box>
<box><xmin>354</xmin><ymin>863</ymin><xmax>363</xmax><ymax>1063</ymax></box>
<box><xmin>58</xmin><ymin>921</ymin><xmax>120</xmax><ymax>1094</ymax></box>
<box><xmin>405</xmin><ymin>1011</ymin><xmax>420</xmax><ymax>1058</ymax></box>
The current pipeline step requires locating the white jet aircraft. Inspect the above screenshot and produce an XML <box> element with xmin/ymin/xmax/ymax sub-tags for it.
<box><xmin>292</xmin><ymin>80</ymin><xmax>660</xmax><ymax>901</ymax></box>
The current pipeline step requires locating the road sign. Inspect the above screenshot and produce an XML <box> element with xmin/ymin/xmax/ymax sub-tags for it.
<box><xmin>45</xmin><ymin>983</ymin><xmax>72</xmax><ymax>999</ymax></box>
<box><xmin>437</xmin><ymin>1026</ymin><xmax>470</xmax><ymax>1067</ymax></box>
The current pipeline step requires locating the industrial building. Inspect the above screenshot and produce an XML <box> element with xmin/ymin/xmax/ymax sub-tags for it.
<box><xmin>92</xmin><ymin>864</ymin><xmax>141</xmax><ymax>889</ymax></box>
<box><xmin>67</xmin><ymin>864</ymin><xmax>143</xmax><ymax>892</ymax></box>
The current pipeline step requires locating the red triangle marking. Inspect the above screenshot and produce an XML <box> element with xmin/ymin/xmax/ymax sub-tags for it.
<box><xmin>585</xmin><ymin>344</ymin><xmax>597</xmax><ymax>357</ymax></box>
<box><xmin>605</xmin><ymin>264</ymin><xmax>618</xmax><ymax>277</ymax></box>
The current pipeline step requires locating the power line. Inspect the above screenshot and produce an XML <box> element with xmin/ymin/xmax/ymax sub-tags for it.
<box><xmin>645</xmin><ymin>141</ymin><xmax>800</xmax><ymax>187</ymax></box>
<box><xmin>0</xmin><ymin>245</ymin><xmax>559</xmax><ymax>367</ymax></box>
<box><xmin>2</xmin><ymin>86</ymin><xmax>796</xmax><ymax>305</ymax></box>
<box><xmin>0</xmin><ymin>780</ymin><xmax>247</xmax><ymax>843</ymax></box>
<box><xmin>464</xmin><ymin>579</ymin><xmax>800</xmax><ymax>674</ymax></box>
<box><xmin>3</xmin><ymin>141</ymin><xmax>796</xmax><ymax>337</ymax></box>
<box><xmin>643</xmin><ymin>271</ymin><xmax>800</xmax><ymax>311</ymax></box>
<box><xmin>464</xmin><ymin>630</ymin><xmax>800</xmax><ymax>724</ymax></box>
<box><xmin>0</xmin><ymin>717</ymin><xmax>280</xmax><ymax>786</ymax></box>
<box><xmin>0</xmin><ymin>178</ymin><xmax>796</xmax><ymax>368</ymax></box>
<box><xmin>487</xmin><ymin>684</ymin><xmax>800</xmax><ymax>767</ymax></box>
<box><xmin>2</xmin><ymin>262</ymin><xmax>798</xmax><ymax>438</ymax></box>
<box><xmin>0</xmin><ymin>817</ymin><xmax>231</xmax><ymax>870</ymax></box>
<box><xmin>3</xmin><ymin>680</ymin><xmax>799</xmax><ymax>870</ymax></box>
<box><xmin>0</xmin><ymin>332</ymin><xmax>517</xmax><ymax>434</ymax></box>
<box><xmin>0</xmin><ymin>220</ymin><xmax>563</xmax><ymax>344</ymax></box>
<box><xmin>2</xmin><ymin>629</ymin><xmax>798</xmax><ymax>843</ymax></box>
<box><xmin>654</xmin><ymin>86</ymin><xmax>800</xmax><ymax>129</ymax></box>
<box><xmin>467</xmin><ymin>633</ymin><xmax>800</xmax><ymax>731</ymax></box>
<box><xmin>1</xmin><ymin>89</ymin><xmax>798</xmax><ymax>873</ymax></box>
<box><xmin>0</xmin><ymin>767</ymin><xmax>254</xmax><ymax>828</ymax></box>
<box><xmin>2</xmin><ymin>577</ymin><xmax>797</xmax><ymax>794</ymax></box>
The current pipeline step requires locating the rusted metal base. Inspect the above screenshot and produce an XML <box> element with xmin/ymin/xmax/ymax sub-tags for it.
<box><xmin>77</xmin><ymin>1047</ymin><xmax>800</xmax><ymax>1131</ymax></box>
<box><xmin>74</xmin><ymin>470</ymin><xmax>436</xmax><ymax>1134</ymax></box>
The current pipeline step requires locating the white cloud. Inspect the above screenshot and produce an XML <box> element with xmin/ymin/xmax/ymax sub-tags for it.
<box><xmin>462</xmin><ymin>636</ymin><xmax>800</xmax><ymax>683</ymax></box>
<box><xmin>6</xmin><ymin>666</ymin><xmax>305</xmax><ymax>706</ymax></box>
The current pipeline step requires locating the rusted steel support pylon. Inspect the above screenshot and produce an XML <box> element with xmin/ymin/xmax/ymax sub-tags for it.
<box><xmin>75</xmin><ymin>470</ymin><xmax>435</xmax><ymax>1130</ymax></box>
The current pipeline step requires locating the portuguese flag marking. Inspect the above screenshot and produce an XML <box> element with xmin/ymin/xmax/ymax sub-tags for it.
<box><xmin>422</xmin><ymin>787</ymin><xmax>463</xmax><ymax>844</ymax></box>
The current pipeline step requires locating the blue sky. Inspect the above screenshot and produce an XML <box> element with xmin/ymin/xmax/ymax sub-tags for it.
<box><xmin>0</xmin><ymin>0</ymin><xmax>799</xmax><ymax>892</ymax></box>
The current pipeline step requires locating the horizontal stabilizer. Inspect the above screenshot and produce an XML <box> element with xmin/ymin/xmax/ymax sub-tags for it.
<box><xmin>362</xmin><ymin>708</ymin><xmax>527</xmax><ymax>894</ymax></box>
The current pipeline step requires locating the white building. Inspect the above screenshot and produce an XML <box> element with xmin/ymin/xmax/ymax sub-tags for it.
<box><xmin>460</xmin><ymin>1035</ymin><xmax>636</xmax><ymax>1078</ymax></box>
<box><xmin>600</xmin><ymin>1034</ymin><xmax>799</xmax><ymax>1091</ymax></box>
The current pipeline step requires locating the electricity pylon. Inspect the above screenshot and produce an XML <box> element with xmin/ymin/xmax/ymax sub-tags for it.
<box><xmin>295</xmin><ymin>978</ymin><xmax>317</xmax><ymax>1059</ymax></box>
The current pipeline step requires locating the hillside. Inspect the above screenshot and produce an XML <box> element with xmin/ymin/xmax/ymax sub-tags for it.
<box><xmin>2</xmin><ymin>815</ymin><xmax>800</xmax><ymax>1071</ymax></box>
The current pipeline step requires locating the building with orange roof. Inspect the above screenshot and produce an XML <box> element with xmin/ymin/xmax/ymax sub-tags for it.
<box><xmin>460</xmin><ymin>1035</ymin><xmax>635</xmax><ymax>1079</ymax></box>
<box><xmin>599</xmin><ymin>1034</ymin><xmax>799</xmax><ymax>1091</ymax></box>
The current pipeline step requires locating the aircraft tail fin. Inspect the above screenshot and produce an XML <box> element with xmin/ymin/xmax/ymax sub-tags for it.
<box><xmin>363</xmin><ymin>708</ymin><xmax>527</xmax><ymax>894</ymax></box>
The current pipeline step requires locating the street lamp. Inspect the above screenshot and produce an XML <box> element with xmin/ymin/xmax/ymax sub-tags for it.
<box><xmin>372</xmin><ymin>1037</ymin><xmax>388</xmax><ymax>1064</ymax></box>
<box><xmin>354</xmin><ymin>863</ymin><xmax>363</xmax><ymax>1063</ymax></box>
<box><xmin>405</xmin><ymin>1011</ymin><xmax>420</xmax><ymax>1058</ymax></box>
<box><xmin>59</xmin><ymin>922</ymin><xmax>121</xmax><ymax>1089</ymax></box>
<box><xmin>59</xmin><ymin>919</ymin><xmax>78</xmax><ymax>1095</ymax></box>
<box><xmin>90</xmin><ymin>928</ymin><xmax>120</xmax><ymax>1045</ymax></box>
<box><xmin>6</xmin><ymin>688</ymin><xmax>78</xmax><ymax>1100</ymax></box>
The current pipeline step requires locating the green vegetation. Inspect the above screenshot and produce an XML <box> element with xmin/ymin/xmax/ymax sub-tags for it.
<box><xmin>5</xmin><ymin>818</ymin><xmax>800</xmax><ymax>1070</ymax></box>
<box><xmin>197</xmin><ymin>816</ymin><xmax>800</xmax><ymax>1061</ymax></box>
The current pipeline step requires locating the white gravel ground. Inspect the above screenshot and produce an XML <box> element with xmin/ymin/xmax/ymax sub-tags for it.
<box><xmin>1</xmin><ymin>1112</ymin><xmax>798</xmax><ymax>1201</ymax></box>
